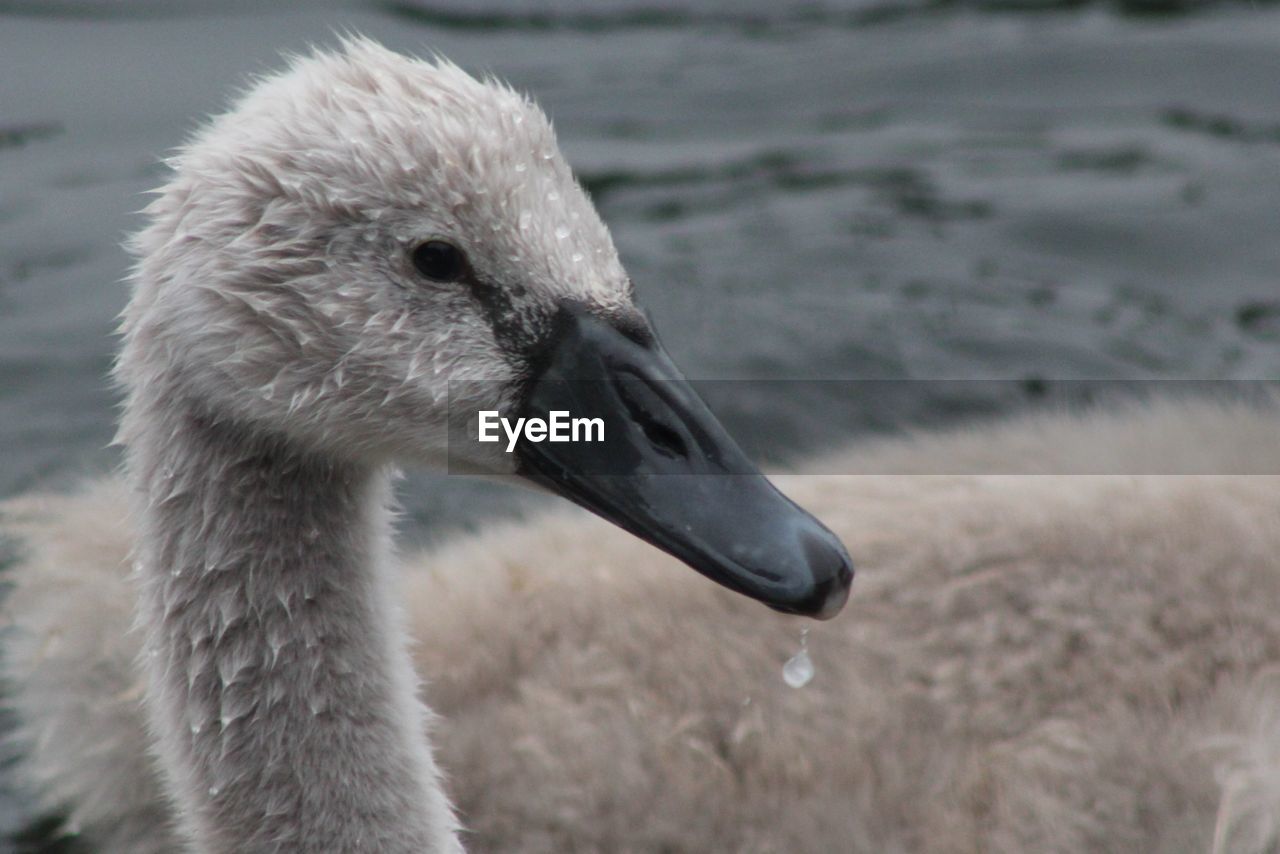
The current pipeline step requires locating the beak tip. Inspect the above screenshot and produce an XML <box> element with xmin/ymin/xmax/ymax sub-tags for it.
<box><xmin>810</xmin><ymin>564</ymin><xmax>853</xmax><ymax>620</ymax></box>
<box><xmin>776</xmin><ymin>527</ymin><xmax>854</xmax><ymax>621</ymax></box>
<box><xmin>803</xmin><ymin>540</ymin><xmax>855</xmax><ymax>622</ymax></box>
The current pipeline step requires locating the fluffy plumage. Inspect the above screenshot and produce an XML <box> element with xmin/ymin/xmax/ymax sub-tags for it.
<box><xmin>5</xmin><ymin>398</ymin><xmax>1280</xmax><ymax>852</ymax></box>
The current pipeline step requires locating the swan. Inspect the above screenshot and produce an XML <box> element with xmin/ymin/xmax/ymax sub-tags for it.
<box><xmin>4</xmin><ymin>38</ymin><xmax>1280</xmax><ymax>854</ymax></box>
<box><xmin>0</xmin><ymin>37</ymin><xmax>855</xmax><ymax>853</ymax></box>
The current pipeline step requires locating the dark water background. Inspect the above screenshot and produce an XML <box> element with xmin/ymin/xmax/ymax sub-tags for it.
<box><xmin>1</xmin><ymin>0</ymin><xmax>1278</xmax><ymax>839</ymax></box>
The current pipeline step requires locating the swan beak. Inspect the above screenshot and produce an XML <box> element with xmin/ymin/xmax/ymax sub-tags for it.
<box><xmin>513</xmin><ymin>306</ymin><xmax>853</xmax><ymax>620</ymax></box>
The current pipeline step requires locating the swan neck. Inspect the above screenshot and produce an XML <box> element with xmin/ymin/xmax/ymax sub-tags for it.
<box><xmin>127</xmin><ymin>403</ymin><xmax>456</xmax><ymax>853</ymax></box>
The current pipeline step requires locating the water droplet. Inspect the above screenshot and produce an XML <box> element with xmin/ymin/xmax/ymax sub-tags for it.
<box><xmin>782</xmin><ymin>649</ymin><xmax>814</xmax><ymax>689</ymax></box>
<box><xmin>571</xmin><ymin>252</ymin><xmax>584</xmax><ymax>263</ymax></box>
<box><xmin>555</xmin><ymin>225</ymin><xmax>570</xmax><ymax>240</ymax></box>
<box><xmin>512</xmin><ymin>113</ymin><xmax>524</xmax><ymax>125</ymax></box>
<box><xmin>542</xmin><ymin>150</ymin><xmax>554</xmax><ymax>160</ymax></box>
<box><xmin>209</xmin><ymin>786</ymin><xmax>220</xmax><ymax>797</ymax></box>
<box><xmin>547</xmin><ymin>190</ymin><xmax>560</xmax><ymax>202</ymax></box>
<box><xmin>519</xmin><ymin>211</ymin><xmax>532</xmax><ymax>231</ymax></box>
<box><xmin>191</xmin><ymin>724</ymin><xmax>201</xmax><ymax>734</ymax></box>
<box><xmin>782</xmin><ymin>628</ymin><xmax>814</xmax><ymax>689</ymax></box>
<box><xmin>514</xmin><ymin>162</ymin><xmax>527</xmax><ymax>173</ymax></box>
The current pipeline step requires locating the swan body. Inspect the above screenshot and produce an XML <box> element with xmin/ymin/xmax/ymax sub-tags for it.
<box><xmin>5</xmin><ymin>397</ymin><xmax>1280</xmax><ymax>852</ymax></box>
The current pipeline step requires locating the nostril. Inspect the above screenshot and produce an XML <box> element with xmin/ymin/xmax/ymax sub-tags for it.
<box><xmin>614</xmin><ymin>370</ymin><xmax>690</xmax><ymax>459</ymax></box>
<box><xmin>641</xmin><ymin>418</ymin><xmax>688</xmax><ymax>459</ymax></box>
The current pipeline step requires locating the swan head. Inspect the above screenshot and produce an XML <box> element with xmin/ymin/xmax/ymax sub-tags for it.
<box><xmin>122</xmin><ymin>37</ymin><xmax>630</xmax><ymax>467</ymax></box>
<box><xmin>119</xmin><ymin>37</ymin><xmax>852</xmax><ymax>619</ymax></box>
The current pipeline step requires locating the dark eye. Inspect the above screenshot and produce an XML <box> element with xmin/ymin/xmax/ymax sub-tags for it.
<box><xmin>411</xmin><ymin>240</ymin><xmax>466</xmax><ymax>282</ymax></box>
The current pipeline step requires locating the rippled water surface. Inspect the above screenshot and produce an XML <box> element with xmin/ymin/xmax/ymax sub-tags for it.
<box><xmin>0</xmin><ymin>0</ymin><xmax>1277</xmax><ymax>840</ymax></box>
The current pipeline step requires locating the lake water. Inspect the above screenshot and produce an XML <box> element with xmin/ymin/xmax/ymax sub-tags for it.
<box><xmin>1</xmin><ymin>0</ymin><xmax>1277</xmax><ymax>842</ymax></box>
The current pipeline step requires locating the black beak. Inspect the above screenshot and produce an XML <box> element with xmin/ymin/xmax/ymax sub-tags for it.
<box><xmin>514</xmin><ymin>306</ymin><xmax>853</xmax><ymax>620</ymax></box>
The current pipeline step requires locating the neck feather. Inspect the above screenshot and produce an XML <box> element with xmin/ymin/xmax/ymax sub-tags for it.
<box><xmin>126</xmin><ymin>396</ymin><xmax>458</xmax><ymax>853</ymax></box>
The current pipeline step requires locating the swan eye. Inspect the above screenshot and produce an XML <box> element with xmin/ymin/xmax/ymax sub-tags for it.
<box><xmin>411</xmin><ymin>240</ymin><xmax>466</xmax><ymax>282</ymax></box>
